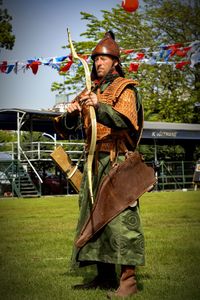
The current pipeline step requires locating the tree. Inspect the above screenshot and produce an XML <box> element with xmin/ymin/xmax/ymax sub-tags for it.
<box><xmin>52</xmin><ymin>1</ymin><xmax>200</xmax><ymax>123</ymax></box>
<box><xmin>0</xmin><ymin>0</ymin><xmax>15</xmax><ymax>50</ymax></box>
<box><xmin>142</xmin><ymin>0</ymin><xmax>200</xmax><ymax>123</ymax></box>
<box><xmin>0</xmin><ymin>130</ymin><xmax>17</xmax><ymax>152</ymax></box>
<box><xmin>52</xmin><ymin>7</ymin><xmax>155</xmax><ymax>97</ymax></box>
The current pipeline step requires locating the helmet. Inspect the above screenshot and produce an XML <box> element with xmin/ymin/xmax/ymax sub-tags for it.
<box><xmin>91</xmin><ymin>31</ymin><xmax>120</xmax><ymax>60</ymax></box>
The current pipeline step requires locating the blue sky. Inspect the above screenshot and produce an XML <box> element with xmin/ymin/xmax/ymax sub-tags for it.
<box><xmin>0</xmin><ymin>0</ymin><xmax>121</xmax><ymax>110</ymax></box>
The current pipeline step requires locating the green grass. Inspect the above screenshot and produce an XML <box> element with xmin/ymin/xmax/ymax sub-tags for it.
<box><xmin>0</xmin><ymin>191</ymin><xmax>200</xmax><ymax>300</ymax></box>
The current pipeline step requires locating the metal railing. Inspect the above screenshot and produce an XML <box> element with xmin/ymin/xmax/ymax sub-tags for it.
<box><xmin>0</xmin><ymin>159</ymin><xmax>40</xmax><ymax>197</ymax></box>
<box><xmin>156</xmin><ymin>160</ymin><xmax>195</xmax><ymax>190</ymax></box>
<box><xmin>0</xmin><ymin>142</ymin><xmax>197</xmax><ymax>192</ymax></box>
<box><xmin>19</xmin><ymin>146</ymin><xmax>43</xmax><ymax>194</ymax></box>
<box><xmin>7</xmin><ymin>141</ymin><xmax>85</xmax><ymax>162</ymax></box>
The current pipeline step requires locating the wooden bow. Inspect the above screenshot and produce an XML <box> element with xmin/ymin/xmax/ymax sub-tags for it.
<box><xmin>67</xmin><ymin>28</ymin><xmax>97</xmax><ymax>204</ymax></box>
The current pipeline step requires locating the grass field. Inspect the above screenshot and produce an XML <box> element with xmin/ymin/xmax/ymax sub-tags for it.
<box><xmin>0</xmin><ymin>191</ymin><xmax>200</xmax><ymax>300</ymax></box>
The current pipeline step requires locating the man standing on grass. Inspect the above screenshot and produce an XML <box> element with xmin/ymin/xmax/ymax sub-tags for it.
<box><xmin>55</xmin><ymin>31</ymin><xmax>147</xmax><ymax>298</ymax></box>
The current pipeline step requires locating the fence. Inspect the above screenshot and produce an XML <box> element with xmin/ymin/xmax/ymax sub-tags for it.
<box><xmin>156</xmin><ymin>160</ymin><xmax>196</xmax><ymax>190</ymax></box>
<box><xmin>0</xmin><ymin>141</ymin><xmax>197</xmax><ymax>195</ymax></box>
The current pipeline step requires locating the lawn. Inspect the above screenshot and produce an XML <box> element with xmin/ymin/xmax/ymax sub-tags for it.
<box><xmin>0</xmin><ymin>191</ymin><xmax>200</xmax><ymax>300</ymax></box>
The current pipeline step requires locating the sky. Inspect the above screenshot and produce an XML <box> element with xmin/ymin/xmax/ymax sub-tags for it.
<box><xmin>0</xmin><ymin>0</ymin><xmax>121</xmax><ymax>110</ymax></box>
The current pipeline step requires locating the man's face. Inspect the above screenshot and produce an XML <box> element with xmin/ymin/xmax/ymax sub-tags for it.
<box><xmin>94</xmin><ymin>55</ymin><xmax>117</xmax><ymax>79</ymax></box>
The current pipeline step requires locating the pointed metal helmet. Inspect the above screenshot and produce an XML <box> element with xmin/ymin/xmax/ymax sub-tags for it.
<box><xmin>91</xmin><ymin>31</ymin><xmax>120</xmax><ymax>60</ymax></box>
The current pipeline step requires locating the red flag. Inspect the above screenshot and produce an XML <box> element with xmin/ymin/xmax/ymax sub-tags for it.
<box><xmin>165</xmin><ymin>43</ymin><xmax>183</xmax><ymax>50</ymax></box>
<box><xmin>175</xmin><ymin>61</ymin><xmax>190</xmax><ymax>70</ymax></box>
<box><xmin>175</xmin><ymin>47</ymin><xmax>192</xmax><ymax>57</ymax></box>
<box><xmin>169</xmin><ymin>46</ymin><xmax>178</xmax><ymax>57</ymax></box>
<box><xmin>0</xmin><ymin>61</ymin><xmax>7</xmax><ymax>73</ymax></box>
<box><xmin>135</xmin><ymin>53</ymin><xmax>145</xmax><ymax>60</ymax></box>
<box><xmin>121</xmin><ymin>49</ymin><xmax>134</xmax><ymax>54</ymax></box>
<box><xmin>27</xmin><ymin>61</ymin><xmax>41</xmax><ymax>74</ymax></box>
<box><xmin>129</xmin><ymin>62</ymin><xmax>140</xmax><ymax>72</ymax></box>
<box><xmin>59</xmin><ymin>60</ymin><xmax>73</xmax><ymax>73</ymax></box>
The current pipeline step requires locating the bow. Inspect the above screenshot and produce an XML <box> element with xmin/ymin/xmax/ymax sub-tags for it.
<box><xmin>67</xmin><ymin>28</ymin><xmax>97</xmax><ymax>204</ymax></box>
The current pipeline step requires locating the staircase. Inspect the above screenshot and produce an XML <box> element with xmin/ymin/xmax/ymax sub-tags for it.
<box><xmin>2</xmin><ymin>160</ymin><xmax>41</xmax><ymax>198</ymax></box>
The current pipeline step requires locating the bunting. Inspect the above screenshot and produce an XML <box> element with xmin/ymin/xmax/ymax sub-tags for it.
<box><xmin>0</xmin><ymin>40</ymin><xmax>199</xmax><ymax>75</ymax></box>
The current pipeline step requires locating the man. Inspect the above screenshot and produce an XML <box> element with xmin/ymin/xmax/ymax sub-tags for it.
<box><xmin>55</xmin><ymin>31</ymin><xmax>145</xmax><ymax>298</ymax></box>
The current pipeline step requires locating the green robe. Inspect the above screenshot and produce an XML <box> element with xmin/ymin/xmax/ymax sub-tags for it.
<box><xmin>61</xmin><ymin>80</ymin><xmax>145</xmax><ymax>268</ymax></box>
<box><xmin>72</xmin><ymin>152</ymin><xmax>145</xmax><ymax>267</ymax></box>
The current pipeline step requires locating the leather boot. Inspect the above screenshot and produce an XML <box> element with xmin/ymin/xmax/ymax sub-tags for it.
<box><xmin>73</xmin><ymin>262</ymin><xmax>118</xmax><ymax>290</ymax></box>
<box><xmin>107</xmin><ymin>265</ymin><xmax>137</xmax><ymax>298</ymax></box>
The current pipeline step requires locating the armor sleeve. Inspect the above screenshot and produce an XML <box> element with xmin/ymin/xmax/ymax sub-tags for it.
<box><xmin>96</xmin><ymin>103</ymin><xmax>130</xmax><ymax>129</ymax></box>
<box><xmin>113</xmin><ymin>87</ymin><xmax>138</xmax><ymax>131</ymax></box>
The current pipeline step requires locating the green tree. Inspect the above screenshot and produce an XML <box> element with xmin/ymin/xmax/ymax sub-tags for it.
<box><xmin>52</xmin><ymin>1</ymin><xmax>200</xmax><ymax>123</ymax></box>
<box><xmin>0</xmin><ymin>130</ymin><xmax>17</xmax><ymax>152</ymax></box>
<box><xmin>143</xmin><ymin>0</ymin><xmax>200</xmax><ymax>123</ymax></box>
<box><xmin>0</xmin><ymin>0</ymin><xmax>15</xmax><ymax>50</ymax></box>
<box><xmin>52</xmin><ymin>7</ymin><xmax>155</xmax><ymax>97</ymax></box>
<box><xmin>0</xmin><ymin>130</ymin><xmax>16</xmax><ymax>143</ymax></box>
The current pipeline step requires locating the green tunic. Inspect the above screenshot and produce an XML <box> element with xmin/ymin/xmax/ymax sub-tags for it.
<box><xmin>68</xmin><ymin>102</ymin><xmax>145</xmax><ymax>268</ymax></box>
<box><xmin>72</xmin><ymin>152</ymin><xmax>145</xmax><ymax>268</ymax></box>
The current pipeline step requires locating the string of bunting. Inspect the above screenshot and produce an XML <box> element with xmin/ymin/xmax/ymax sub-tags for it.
<box><xmin>0</xmin><ymin>40</ymin><xmax>199</xmax><ymax>75</ymax></box>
